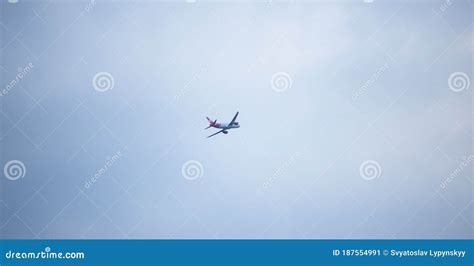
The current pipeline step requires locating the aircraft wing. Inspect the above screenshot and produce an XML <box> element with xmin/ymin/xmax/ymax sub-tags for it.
<box><xmin>229</xmin><ymin>111</ymin><xmax>239</xmax><ymax>125</ymax></box>
<box><xmin>207</xmin><ymin>130</ymin><xmax>225</xmax><ymax>138</ymax></box>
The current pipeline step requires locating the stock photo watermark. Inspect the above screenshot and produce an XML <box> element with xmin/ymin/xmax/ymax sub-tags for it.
<box><xmin>352</xmin><ymin>58</ymin><xmax>395</xmax><ymax>101</ymax></box>
<box><xmin>173</xmin><ymin>64</ymin><xmax>208</xmax><ymax>102</ymax></box>
<box><xmin>271</xmin><ymin>72</ymin><xmax>292</xmax><ymax>92</ymax></box>
<box><xmin>84</xmin><ymin>151</ymin><xmax>123</xmax><ymax>189</ymax></box>
<box><xmin>181</xmin><ymin>160</ymin><xmax>204</xmax><ymax>181</ymax></box>
<box><xmin>448</xmin><ymin>72</ymin><xmax>470</xmax><ymax>92</ymax></box>
<box><xmin>3</xmin><ymin>160</ymin><xmax>26</xmax><ymax>181</ymax></box>
<box><xmin>440</xmin><ymin>154</ymin><xmax>473</xmax><ymax>189</ymax></box>
<box><xmin>1</xmin><ymin>63</ymin><xmax>34</xmax><ymax>97</ymax></box>
<box><xmin>92</xmin><ymin>72</ymin><xmax>115</xmax><ymax>92</ymax></box>
<box><xmin>438</xmin><ymin>0</ymin><xmax>454</xmax><ymax>13</ymax></box>
<box><xmin>262</xmin><ymin>151</ymin><xmax>302</xmax><ymax>190</ymax></box>
<box><xmin>84</xmin><ymin>0</ymin><xmax>96</xmax><ymax>13</ymax></box>
<box><xmin>359</xmin><ymin>160</ymin><xmax>382</xmax><ymax>181</ymax></box>
<box><xmin>5</xmin><ymin>246</ymin><xmax>84</xmax><ymax>260</ymax></box>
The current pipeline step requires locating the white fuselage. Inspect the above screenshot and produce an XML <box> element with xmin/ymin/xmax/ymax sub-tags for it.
<box><xmin>211</xmin><ymin>122</ymin><xmax>240</xmax><ymax>130</ymax></box>
<box><xmin>217</xmin><ymin>123</ymin><xmax>240</xmax><ymax>129</ymax></box>
<box><xmin>206</xmin><ymin>112</ymin><xmax>240</xmax><ymax>138</ymax></box>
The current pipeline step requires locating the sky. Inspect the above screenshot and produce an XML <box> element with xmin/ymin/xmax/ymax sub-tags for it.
<box><xmin>0</xmin><ymin>0</ymin><xmax>472</xmax><ymax>239</ymax></box>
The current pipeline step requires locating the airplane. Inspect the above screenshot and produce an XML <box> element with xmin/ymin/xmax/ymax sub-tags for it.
<box><xmin>205</xmin><ymin>112</ymin><xmax>240</xmax><ymax>138</ymax></box>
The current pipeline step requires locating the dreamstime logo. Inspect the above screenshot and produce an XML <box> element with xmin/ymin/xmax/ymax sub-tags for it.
<box><xmin>271</xmin><ymin>72</ymin><xmax>292</xmax><ymax>92</ymax></box>
<box><xmin>440</xmin><ymin>154</ymin><xmax>473</xmax><ymax>189</ymax></box>
<box><xmin>8</xmin><ymin>0</ymin><xmax>19</xmax><ymax>3</ymax></box>
<box><xmin>84</xmin><ymin>151</ymin><xmax>122</xmax><ymax>189</ymax></box>
<box><xmin>438</xmin><ymin>0</ymin><xmax>454</xmax><ymax>13</ymax></box>
<box><xmin>174</xmin><ymin>69</ymin><xmax>205</xmax><ymax>102</ymax></box>
<box><xmin>352</xmin><ymin>58</ymin><xmax>394</xmax><ymax>101</ymax></box>
<box><xmin>92</xmin><ymin>72</ymin><xmax>114</xmax><ymax>92</ymax></box>
<box><xmin>263</xmin><ymin>151</ymin><xmax>302</xmax><ymax>190</ymax></box>
<box><xmin>1</xmin><ymin>63</ymin><xmax>34</xmax><ymax>97</ymax></box>
<box><xmin>448</xmin><ymin>72</ymin><xmax>470</xmax><ymax>92</ymax></box>
<box><xmin>84</xmin><ymin>0</ymin><xmax>96</xmax><ymax>12</ymax></box>
<box><xmin>3</xmin><ymin>160</ymin><xmax>26</xmax><ymax>181</ymax></box>
<box><xmin>5</xmin><ymin>246</ymin><xmax>85</xmax><ymax>260</ymax></box>
<box><xmin>181</xmin><ymin>160</ymin><xmax>203</xmax><ymax>181</ymax></box>
<box><xmin>359</xmin><ymin>160</ymin><xmax>381</xmax><ymax>180</ymax></box>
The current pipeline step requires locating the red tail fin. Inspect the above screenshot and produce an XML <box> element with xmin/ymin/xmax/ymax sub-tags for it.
<box><xmin>207</xmin><ymin>117</ymin><xmax>217</xmax><ymax>124</ymax></box>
